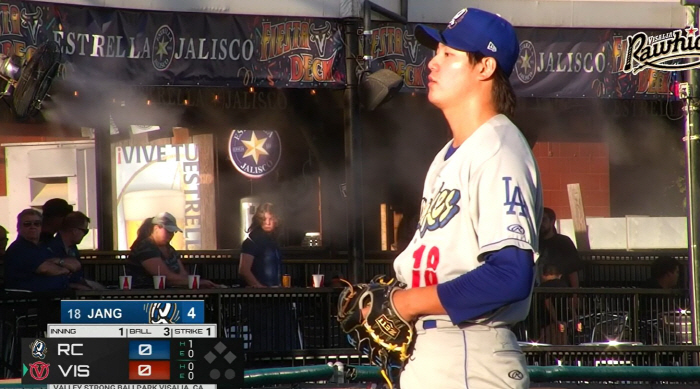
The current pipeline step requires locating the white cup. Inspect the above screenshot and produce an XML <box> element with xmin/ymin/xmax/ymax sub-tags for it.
<box><xmin>153</xmin><ymin>275</ymin><xmax>166</xmax><ymax>289</ymax></box>
<box><xmin>119</xmin><ymin>275</ymin><xmax>132</xmax><ymax>290</ymax></box>
<box><xmin>188</xmin><ymin>275</ymin><xmax>201</xmax><ymax>289</ymax></box>
<box><xmin>312</xmin><ymin>274</ymin><xmax>324</xmax><ymax>288</ymax></box>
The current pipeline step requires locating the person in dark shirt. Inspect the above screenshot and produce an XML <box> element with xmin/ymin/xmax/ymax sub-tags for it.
<box><xmin>644</xmin><ymin>256</ymin><xmax>681</xmax><ymax>289</ymax></box>
<box><xmin>5</xmin><ymin>208</ymin><xmax>81</xmax><ymax>292</ymax></box>
<box><xmin>238</xmin><ymin>203</ymin><xmax>298</xmax><ymax>351</ymax></box>
<box><xmin>46</xmin><ymin>211</ymin><xmax>103</xmax><ymax>290</ymax></box>
<box><xmin>537</xmin><ymin>207</ymin><xmax>583</xmax><ymax>287</ymax></box>
<box><xmin>40</xmin><ymin>198</ymin><xmax>73</xmax><ymax>244</ymax></box>
<box><xmin>239</xmin><ymin>203</ymin><xmax>282</xmax><ymax>287</ymax></box>
<box><xmin>126</xmin><ymin>212</ymin><xmax>218</xmax><ymax>289</ymax></box>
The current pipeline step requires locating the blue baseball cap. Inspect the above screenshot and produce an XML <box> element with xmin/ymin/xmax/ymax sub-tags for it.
<box><xmin>415</xmin><ymin>8</ymin><xmax>519</xmax><ymax>76</ymax></box>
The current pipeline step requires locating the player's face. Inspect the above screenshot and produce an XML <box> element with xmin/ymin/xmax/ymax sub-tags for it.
<box><xmin>426</xmin><ymin>43</ymin><xmax>478</xmax><ymax>108</ymax></box>
<box><xmin>261</xmin><ymin>212</ymin><xmax>277</xmax><ymax>233</ymax></box>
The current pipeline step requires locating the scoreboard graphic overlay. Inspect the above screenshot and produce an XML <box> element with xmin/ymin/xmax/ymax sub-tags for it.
<box><xmin>19</xmin><ymin>299</ymin><xmax>243</xmax><ymax>388</ymax></box>
<box><xmin>21</xmin><ymin>338</ymin><xmax>243</xmax><ymax>386</ymax></box>
<box><xmin>60</xmin><ymin>300</ymin><xmax>205</xmax><ymax>324</ymax></box>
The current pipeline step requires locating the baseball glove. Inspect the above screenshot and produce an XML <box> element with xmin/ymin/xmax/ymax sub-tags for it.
<box><xmin>337</xmin><ymin>275</ymin><xmax>415</xmax><ymax>389</ymax></box>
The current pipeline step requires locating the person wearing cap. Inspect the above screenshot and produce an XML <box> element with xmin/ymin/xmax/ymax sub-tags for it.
<box><xmin>46</xmin><ymin>211</ymin><xmax>104</xmax><ymax>290</ymax></box>
<box><xmin>40</xmin><ymin>198</ymin><xmax>74</xmax><ymax>244</ymax></box>
<box><xmin>374</xmin><ymin>8</ymin><xmax>542</xmax><ymax>389</ymax></box>
<box><xmin>126</xmin><ymin>212</ymin><xmax>218</xmax><ymax>289</ymax></box>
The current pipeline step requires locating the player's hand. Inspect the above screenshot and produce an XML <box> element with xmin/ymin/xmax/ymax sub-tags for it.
<box><xmin>361</xmin><ymin>289</ymin><xmax>414</xmax><ymax>322</ymax></box>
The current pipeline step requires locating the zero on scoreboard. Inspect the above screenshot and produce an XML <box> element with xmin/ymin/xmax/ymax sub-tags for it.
<box><xmin>61</xmin><ymin>300</ymin><xmax>205</xmax><ymax>324</ymax></box>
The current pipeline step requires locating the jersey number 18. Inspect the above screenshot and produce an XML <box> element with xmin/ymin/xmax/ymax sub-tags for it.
<box><xmin>412</xmin><ymin>245</ymin><xmax>440</xmax><ymax>287</ymax></box>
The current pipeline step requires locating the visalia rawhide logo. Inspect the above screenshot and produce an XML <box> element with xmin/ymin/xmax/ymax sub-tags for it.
<box><xmin>622</xmin><ymin>27</ymin><xmax>700</xmax><ymax>75</ymax></box>
<box><xmin>228</xmin><ymin>130</ymin><xmax>282</xmax><ymax>179</ymax></box>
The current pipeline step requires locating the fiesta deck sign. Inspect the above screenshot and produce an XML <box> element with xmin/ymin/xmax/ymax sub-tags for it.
<box><xmin>228</xmin><ymin>130</ymin><xmax>282</xmax><ymax>179</ymax></box>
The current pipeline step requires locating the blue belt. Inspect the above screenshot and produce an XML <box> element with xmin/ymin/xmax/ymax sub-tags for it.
<box><xmin>422</xmin><ymin>320</ymin><xmax>437</xmax><ymax>329</ymax></box>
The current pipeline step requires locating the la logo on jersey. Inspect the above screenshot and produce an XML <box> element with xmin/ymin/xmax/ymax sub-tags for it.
<box><xmin>418</xmin><ymin>185</ymin><xmax>461</xmax><ymax>237</ymax></box>
<box><xmin>503</xmin><ymin>177</ymin><xmax>528</xmax><ymax>216</ymax></box>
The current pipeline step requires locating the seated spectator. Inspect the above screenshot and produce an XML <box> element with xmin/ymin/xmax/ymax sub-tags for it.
<box><xmin>46</xmin><ymin>211</ymin><xmax>104</xmax><ymax>290</ymax></box>
<box><xmin>126</xmin><ymin>212</ymin><xmax>218</xmax><ymax>289</ymax></box>
<box><xmin>4</xmin><ymin>209</ymin><xmax>81</xmax><ymax>292</ymax></box>
<box><xmin>537</xmin><ymin>207</ymin><xmax>584</xmax><ymax>287</ymax></box>
<box><xmin>40</xmin><ymin>198</ymin><xmax>73</xmax><ymax>244</ymax></box>
<box><xmin>644</xmin><ymin>256</ymin><xmax>681</xmax><ymax>289</ymax></box>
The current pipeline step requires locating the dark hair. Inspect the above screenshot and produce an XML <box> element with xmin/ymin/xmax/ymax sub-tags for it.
<box><xmin>60</xmin><ymin>211</ymin><xmax>91</xmax><ymax>231</ymax></box>
<box><xmin>466</xmin><ymin>52</ymin><xmax>516</xmax><ymax>118</ymax></box>
<box><xmin>42</xmin><ymin>198</ymin><xmax>73</xmax><ymax>220</ymax></box>
<box><xmin>248</xmin><ymin>203</ymin><xmax>279</xmax><ymax>233</ymax></box>
<box><xmin>131</xmin><ymin>217</ymin><xmax>156</xmax><ymax>250</ymax></box>
<box><xmin>16</xmin><ymin>208</ymin><xmax>42</xmax><ymax>230</ymax></box>
<box><xmin>543</xmin><ymin>207</ymin><xmax>556</xmax><ymax>221</ymax></box>
<box><xmin>651</xmin><ymin>256</ymin><xmax>680</xmax><ymax>281</ymax></box>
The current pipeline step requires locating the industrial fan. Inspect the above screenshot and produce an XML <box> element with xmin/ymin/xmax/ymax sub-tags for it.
<box><xmin>0</xmin><ymin>40</ymin><xmax>61</xmax><ymax>119</ymax></box>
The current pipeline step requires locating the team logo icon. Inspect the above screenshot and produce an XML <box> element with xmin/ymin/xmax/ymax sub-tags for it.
<box><xmin>507</xmin><ymin>224</ymin><xmax>525</xmax><ymax>235</ymax></box>
<box><xmin>228</xmin><ymin>130</ymin><xmax>282</xmax><ymax>179</ymax></box>
<box><xmin>621</xmin><ymin>28</ymin><xmax>699</xmax><ymax>75</ymax></box>
<box><xmin>447</xmin><ymin>8</ymin><xmax>467</xmax><ymax>29</ymax></box>
<box><xmin>145</xmin><ymin>302</ymin><xmax>180</xmax><ymax>324</ymax></box>
<box><xmin>28</xmin><ymin>361</ymin><xmax>50</xmax><ymax>380</ymax></box>
<box><xmin>30</xmin><ymin>339</ymin><xmax>47</xmax><ymax>359</ymax></box>
<box><xmin>508</xmin><ymin>370</ymin><xmax>524</xmax><ymax>380</ymax></box>
<box><xmin>152</xmin><ymin>25</ymin><xmax>175</xmax><ymax>72</ymax></box>
<box><xmin>515</xmin><ymin>40</ymin><xmax>536</xmax><ymax>84</ymax></box>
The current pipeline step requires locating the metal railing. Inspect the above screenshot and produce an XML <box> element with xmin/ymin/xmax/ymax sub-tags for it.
<box><xmin>522</xmin><ymin>288</ymin><xmax>690</xmax><ymax>346</ymax></box>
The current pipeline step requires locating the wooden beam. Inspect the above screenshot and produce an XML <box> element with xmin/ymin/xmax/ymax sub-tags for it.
<box><xmin>567</xmin><ymin>183</ymin><xmax>590</xmax><ymax>251</ymax></box>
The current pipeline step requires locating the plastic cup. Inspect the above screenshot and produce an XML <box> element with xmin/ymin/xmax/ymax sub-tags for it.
<box><xmin>282</xmin><ymin>274</ymin><xmax>291</xmax><ymax>288</ymax></box>
<box><xmin>188</xmin><ymin>275</ymin><xmax>200</xmax><ymax>289</ymax></box>
<box><xmin>119</xmin><ymin>275</ymin><xmax>132</xmax><ymax>290</ymax></box>
<box><xmin>312</xmin><ymin>274</ymin><xmax>324</xmax><ymax>288</ymax></box>
<box><xmin>153</xmin><ymin>275</ymin><xmax>166</xmax><ymax>289</ymax></box>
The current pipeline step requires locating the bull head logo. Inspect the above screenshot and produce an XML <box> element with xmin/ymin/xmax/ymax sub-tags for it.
<box><xmin>21</xmin><ymin>8</ymin><xmax>43</xmax><ymax>46</ymax></box>
<box><xmin>404</xmin><ymin>31</ymin><xmax>420</xmax><ymax>63</ymax></box>
<box><xmin>310</xmin><ymin>21</ymin><xmax>333</xmax><ymax>56</ymax></box>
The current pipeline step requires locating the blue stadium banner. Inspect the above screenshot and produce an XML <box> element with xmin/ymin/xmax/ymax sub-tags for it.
<box><xmin>1</xmin><ymin>1</ymin><xmax>345</xmax><ymax>87</ymax></box>
<box><xmin>60</xmin><ymin>300</ymin><xmax>205</xmax><ymax>324</ymax></box>
<box><xmin>364</xmin><ymin>23</ymin><xmax>678</xmax><ymax>99</ymax></box>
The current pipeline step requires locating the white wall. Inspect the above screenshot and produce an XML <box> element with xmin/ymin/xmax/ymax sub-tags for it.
<box><xmin>558</xmin><ymin>216</ymin><xmax>688</xmax><ymax>250</ymax></box>
<box><xmin>42</xmin><ymin>0</ymin><xmax>688</xmax><ymax>29</ymax></box>
<box><xmin>1</xmin><ymin>141</ymin><xmax>98</xmax><ymax>250</ymax></box>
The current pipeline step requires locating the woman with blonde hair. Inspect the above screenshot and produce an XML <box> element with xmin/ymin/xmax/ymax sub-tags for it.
<box><xmin>126</xmin><ymin>212</ymin><xmax>218</xmax><ymax>289</ymax></box>
<box><xmin>238</xmin><ymin>203</ymin><xmax>281</xmax><ymax>288</ymax></box>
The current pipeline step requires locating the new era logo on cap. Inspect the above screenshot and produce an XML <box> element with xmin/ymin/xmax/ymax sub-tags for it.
<box><xmin>414</xmin><ymin>7</ymin><xmax>519</xmax><ymax>76</ymax></box>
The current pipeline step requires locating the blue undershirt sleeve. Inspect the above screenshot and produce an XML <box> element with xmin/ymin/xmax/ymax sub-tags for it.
<box><xmin>436</xmin><ymin>246</ymin><xmax>535</xmax><ymax>324</ymax></box>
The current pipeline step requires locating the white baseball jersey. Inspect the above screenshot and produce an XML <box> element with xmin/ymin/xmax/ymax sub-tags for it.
<box><xmin>394</xmin><ymin>114</ymin><xmax>543</xmax><ymax>325</ymax></box>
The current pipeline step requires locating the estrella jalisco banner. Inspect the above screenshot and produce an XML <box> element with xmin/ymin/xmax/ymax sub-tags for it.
<box><xmin>0</xmin><ymin>1</ymin><xmax>345</xmax><ymax>87</ymax></box>
<box><xmin>364</xmin><ymin>23</ymin><xmax>678</xmax><ymax>99</ymax></box>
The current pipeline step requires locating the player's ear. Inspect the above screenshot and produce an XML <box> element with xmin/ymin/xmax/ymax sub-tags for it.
<box><xmin>477</xmin><ymin>57</ymin><xmax>498</xmax><ymax>80</ymax></box>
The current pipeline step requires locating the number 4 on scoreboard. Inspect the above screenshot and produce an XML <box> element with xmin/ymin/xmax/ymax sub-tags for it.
<box><xmin>181</xmin><ymin>301</ymin><xmax>205</xmax><ymax>323</ymax></box>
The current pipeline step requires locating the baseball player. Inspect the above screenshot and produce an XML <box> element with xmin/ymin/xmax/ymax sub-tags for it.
<box><xmin>388</xmin><ymin>8</ymin><xmax>543</xmax><ymax>389</ymax></box>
